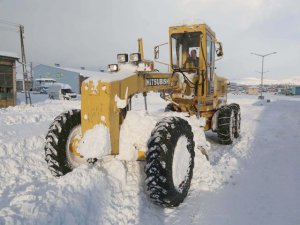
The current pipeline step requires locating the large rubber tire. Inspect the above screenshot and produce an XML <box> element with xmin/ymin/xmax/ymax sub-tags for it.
<box><xmin>145</xmin><ymin>117</ymin><xmax>195</xmax><ymax>207</ymax></box>
<box><xmin>44</xmin><ymin>109</ymin><xmax>85</xmax><ymax>177</ymax></box>
<box><xmin>217</xmin><ymin>106</ymin><xmax>235</xmax><ymax>145</ymax></box>
<box><xmin>229</xmin><ymin>103</ymin><xmax>241</xmax><ymax>138</ymax></box>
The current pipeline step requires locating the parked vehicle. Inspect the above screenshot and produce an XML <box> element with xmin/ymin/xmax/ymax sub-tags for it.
<box><xmin>48</xmin><ymin>83</ymin><xmax>77</xmax><ymax>100</ymax></box>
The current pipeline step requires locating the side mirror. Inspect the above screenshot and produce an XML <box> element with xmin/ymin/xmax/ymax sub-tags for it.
<box><xmin>153</xmin><ymin>42</ymin><xmax>169</xmax><ymax>70</ymax></box>
<box><xmin>154</xmin><ymin>42</ymin><xmax>168</xmax><ymax>60</ymax></box>
<box><xmin>216</xmin><ymin>42</ymin><xmax>223</xmax><ymax>57</ymax></box>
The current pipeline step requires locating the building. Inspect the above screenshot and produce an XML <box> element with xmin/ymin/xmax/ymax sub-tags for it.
<box><xmin>33</xmin><ymin>78</ymin><xmax>56</xmax><ymax>93</ymax></box>
<box><xmin>0</xmin><ymin>51</ymin><xmax>19</xmax><ymax>108</ymax></box>
<box><xmin>291</xmin><ymin>86</ymin><xmax>300</xmax><ymax>95</ymax></box>
<box><xmin>246</xmin><ymin>86</ymin><xmax>259</xmax><ymax>95</ymax></box>
<box><xmin>16</xmin><ymin>79</ymin><xmax>32</xmax><ymax>92</ymax></box>
<box><xmin>32</xmin><ymin>64</ymin><xmax>101</xmax><ymax>94</ymax></box>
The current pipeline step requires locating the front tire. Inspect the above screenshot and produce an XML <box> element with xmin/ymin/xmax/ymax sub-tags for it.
<box><xmin>145</xmin><ymin>117</ymin><xmax>195</xmax><ymax>207</ymax></box>
<box><xmin>44</xmin><ymin>109</ymin><xmax>86</xmax><ymax>177</ymax></box>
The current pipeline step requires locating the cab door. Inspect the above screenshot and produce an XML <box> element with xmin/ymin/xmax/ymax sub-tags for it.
<box><xmin>206</xmin><ymin>34</ymin><xmax>215</xmax><ymax>96</ymax></box>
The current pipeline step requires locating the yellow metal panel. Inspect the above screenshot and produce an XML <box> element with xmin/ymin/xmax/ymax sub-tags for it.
<box><xmin>78</xmin><ymin>23</ymin><xmax>227</xmax><ymax>159</ymax></box>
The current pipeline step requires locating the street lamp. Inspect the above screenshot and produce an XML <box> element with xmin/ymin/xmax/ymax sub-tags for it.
<box><xmin>251</xmin><ymin>52</ymin><xmax>277</xmax><ymax>99</ymax></box>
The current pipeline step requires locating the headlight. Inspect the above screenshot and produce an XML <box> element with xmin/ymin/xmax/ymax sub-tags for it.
<box><xmin>107</xmin><ymin>64</ymin><xmax>118</xmax><ymax>72</ymax></box>
<box><xmin>117</xmin><ymin>54</ymin><xmax>128</xmax><ymax>63</ymax></box>
<box><xmin>130</xmin><ymin>53</ymin><xmax>141</xmax><ymax>63</ymax></box>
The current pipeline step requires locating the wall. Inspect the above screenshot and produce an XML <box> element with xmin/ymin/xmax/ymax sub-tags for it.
<box><xmin>292</xmin><ymin>86</ymin><xmax>300</xmax><ymax>95</ymax></box>
<box><xmin>247</xmin><ymin>87</ymin><xmax>258</xmax><ymax>95</ymax></box>
<box><xmin>0</xmin><ymin>57</ymin><xmax>16</xmax><ymax>108</ymax></box>
<box><xmin>33</xmin><ymin>65</ymin><xmax>80</xmax><ymax>93</ymax></box>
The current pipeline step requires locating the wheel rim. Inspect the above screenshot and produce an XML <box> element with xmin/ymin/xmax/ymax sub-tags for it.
<box><xmin>66</xmin><ymin>125</ymin><xmax>86</xmax><ymax>168</ymax></box>
<box><xmin>172</xmin><ymin>136</ymin><xmax>191</xmax><ymax>193</ymax></box>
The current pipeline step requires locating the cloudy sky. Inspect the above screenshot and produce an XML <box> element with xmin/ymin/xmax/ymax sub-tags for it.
<box><xmin>0</xmin><ymin>0</ymin><xmax>299</xmax><ymax>80</ymax></box>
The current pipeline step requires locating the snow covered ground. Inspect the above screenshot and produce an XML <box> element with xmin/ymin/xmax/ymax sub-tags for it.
<box><xmin>0</xmin><ymin>92</ymin><xmax>300</xmax><ymax>225</ymax></box>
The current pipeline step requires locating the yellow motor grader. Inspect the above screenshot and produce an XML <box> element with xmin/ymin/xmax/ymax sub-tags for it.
<box><xmin>45</xmin><ymin>23</ymin><xmax>241</xmax><ymax>207</ymax></box>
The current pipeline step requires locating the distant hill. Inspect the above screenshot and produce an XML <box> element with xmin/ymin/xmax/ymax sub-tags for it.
<box><xmin>231</xmin><ymin>76</ymin><xmax>300</xmax><ymax>85</ymax></box>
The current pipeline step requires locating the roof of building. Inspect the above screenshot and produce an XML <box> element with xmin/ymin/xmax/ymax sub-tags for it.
<box><xmin>34</xmin><ymin>64</ymin><xmax>105</xmax><ymax>78</ymax></box>
<box><xmin>0</xmin><ymin>51</ymin><xmax>19</xmax><ymax>59</ymax></box>
<box><xmin>49</xmin><ymin>83</ymin><xmax>72</xmax><ymax>89</ymax></box>
<box><xmin>61</xmin><ymin>67</ymin><xmax>105</xmax><ymax>77</ymax></box>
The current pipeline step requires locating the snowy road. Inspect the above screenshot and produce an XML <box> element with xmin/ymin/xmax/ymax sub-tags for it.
<box><xmin>0</xmin><ymin>93</ymin><xmax>299</xmax><ymax>225</ymax></box>
<box><xmin>196</xmin><ymin>96</ymin><xmax>300</xmax><ymax>225</ymax></box>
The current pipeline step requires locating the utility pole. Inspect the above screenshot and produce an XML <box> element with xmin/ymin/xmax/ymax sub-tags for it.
<box><xmin>19</xmin><ymin>25</ymin><xmax>32</xmax><ymax>105</ymax></box>
<box><xmin>30</xmin><ymin>61</ymin><xmax>33</xmax><ymax>89</ymax></box>
<box><xmin>251</xmin><ymin>52</ymin><xmax>277</xmax><ymax>99</ymax></box>
<box><xmin>30</xmin><ymin>62</ymin><xmax>33</xmax><ymax>79</ymax></box>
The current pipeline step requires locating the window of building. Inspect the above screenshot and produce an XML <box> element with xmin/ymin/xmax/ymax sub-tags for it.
<box><xmin>0</xmin><ymin>65</ymin><xmax>13</xmax><ymax>100</ymax></box>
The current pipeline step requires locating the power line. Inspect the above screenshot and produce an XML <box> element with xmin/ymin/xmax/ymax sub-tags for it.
<box><xmin>0</xmin><ymin>19</ymin><xmax>20</xmax><ymax>27</ymax></box>
<box><xmin>0</xmin><ymin>25</ymin><xmax>19</xmax><ymax>32</ymax></box>
<box><xmin>0</xmin><ymin>19</ymin><xmax>20</xmax><ymax>33</ymax></box>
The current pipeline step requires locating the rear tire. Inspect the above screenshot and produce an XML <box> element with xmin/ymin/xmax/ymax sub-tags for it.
<box><xmin>44</xmin><ymin>109</ymin><xmax>86</xmax><ymax>177</ymax></box>
<box><xmin>229</xmin><ymin>103</ymin><xmax>241</xmax><ymax>138</ymax></box>
<box><xmin>145</xmin><ymin>117</ymin><xmax>195</xmax><ymax>207</ymax></box>
<box><xmin>217</xmin><ymin>106</ymin><xmax>235</xmax><ymax>145</ymax></box>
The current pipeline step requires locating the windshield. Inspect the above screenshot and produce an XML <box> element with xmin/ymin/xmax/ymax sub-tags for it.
<box><xmin>61</xmin><ymin>89</ymin><xmax>73</xmax><ymax>94</ymax></box>
<box><xmin>171</xmin><ymin>32</ymin><xmax>201</xmax><ymax>69</ymax></box>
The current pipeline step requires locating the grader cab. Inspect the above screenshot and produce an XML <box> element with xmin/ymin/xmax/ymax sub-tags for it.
<box><xmin>45</xmin><ymin>23</ymin><xmax>241</xmax><ymax>207</ymax></box>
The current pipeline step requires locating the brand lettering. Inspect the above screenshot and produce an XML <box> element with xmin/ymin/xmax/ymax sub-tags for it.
<box><xmin>145</xmin><ymin>78</ymin><xmax>169</xmax><ymax>86</ymax></box>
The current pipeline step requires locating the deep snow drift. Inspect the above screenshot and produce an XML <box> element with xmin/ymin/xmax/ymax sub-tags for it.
<box><xmin>0</xmin><ymin>93</ymin><xmax>299</xmax><ymax>225</ymax></box>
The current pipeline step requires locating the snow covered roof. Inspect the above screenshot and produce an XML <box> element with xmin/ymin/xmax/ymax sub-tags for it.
<box><xmin>61</xmin><ymin>67</ymin><xmax>105</xmax><ymax>77</ymax></box>
<box><xmin>32</xmin><ymin>64</ymin><xmax>137</xmax><ymax>83</ymax></box>
<box><xmin>35</xmin><ymin>78</ymin><xmax>56</xmax><ymax>81</ymax></box>
<box><xmin>51</xmin><ymin>83</ymin><xmax>72</xmax><ymax>89</ymax></box>
<box><xmin>62</xmin><ymin>64</ymin><xmax>137</xmax><ymax>83</ymax></box>
<box><xmin>0</xmin><ymin>51</ymin><xmax>19</xmax><ymax>59</ymax></box>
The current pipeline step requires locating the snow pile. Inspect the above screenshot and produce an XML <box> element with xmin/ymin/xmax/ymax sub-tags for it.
<box><xmin>118</xmin><ymin>108</ymin><xmax>207</xmax><ymax>161</ymax></box>
<box><xmin>1</xmin><ymin>92</ymin><xmax>299</xmax><ymax>224</ymax></box>
<box><xmin>118</xmin><ymin>110</ymin><xmax>162</xmax><ymax>160</ymax></box>
<box><xmin>78</xmin><ymin>124</ymin><xmax>111</xmax><ymax>158</ymax></box>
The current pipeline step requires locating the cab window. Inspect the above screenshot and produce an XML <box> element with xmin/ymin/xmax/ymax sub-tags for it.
<box><xmin>171</xmin><ymin>32</ymin><xmax>201</xmax><ymax>69</ymax></box>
